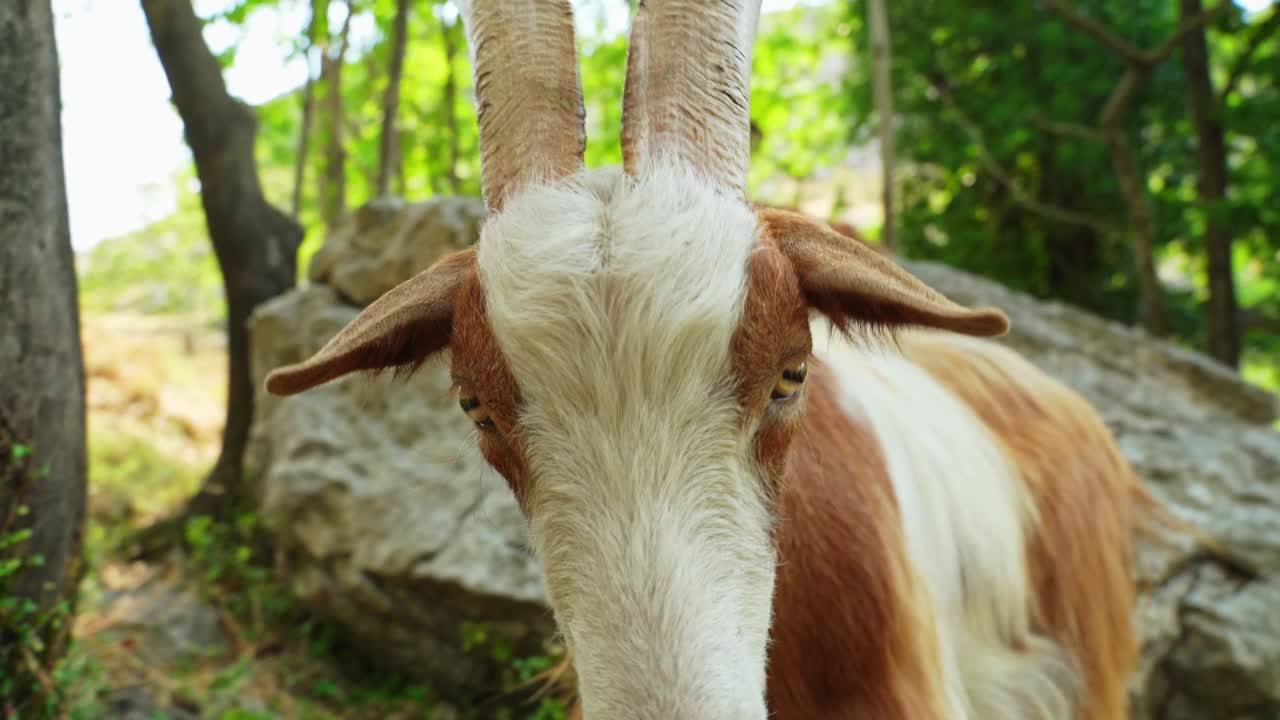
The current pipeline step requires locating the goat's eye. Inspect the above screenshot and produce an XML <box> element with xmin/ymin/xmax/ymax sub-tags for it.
<box><xmin>771</xmin><ymin>359</ymin><xmax>808</xmax><ymax>400</ymax></box>
<box><xmin>459</xmin><ymin>393</ymin><xmax>495</xmax><ymax>430</ymax></box>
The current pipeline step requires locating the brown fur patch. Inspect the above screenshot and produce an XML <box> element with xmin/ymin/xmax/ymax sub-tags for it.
<box><xmin>728</xmin><ymin>236</ymin><xmax>949</xmax><ymax>717</ymax></box>
<box><xmin>730</xmin><ymin>241</ymin><xmax>813</xmax><ymax>489</ymax></box>
<box><xmin>751</xmin><ymin>203</ymin><xmax>881</xmax><ymax>253</ymax></box>
<box><xmin>902</xmin><ymin>333</ymin><xmax>1140</xmax><ymax>720</ymax></box>
<box><xmin>449</xmin><ymin>269</ymin><xmax>533</xmax><ymax>506</ymax></box>
<box><xmin>767</xmin><ymin>361</ymin><xmax>952</xmax><ymax>719</ymax></box>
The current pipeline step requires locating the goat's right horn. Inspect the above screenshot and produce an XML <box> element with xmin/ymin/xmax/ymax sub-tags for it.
<box><xmin>620</xmin><ymin>0</ymin><xmax>764</xmax><ymax>199</ymax></box>
<box><xmin>454</xmin><ymin>0</ymin><xmax>586</xmax><ymax>212</ymax></box>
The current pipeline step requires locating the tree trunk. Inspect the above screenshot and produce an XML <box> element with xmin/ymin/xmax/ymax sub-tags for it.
<box><xmin>140</xmin><ymin>0</ymin><xmax>302</xmax><ymax>521</ymax></box>
<box><xmin>293</xmin><ymin>74</ymin><xmax>316</xmax><ymax>219</ymax></box>
<box><xmin>0</xmin><ymin>1</ymin><xmax>87</xmax><ymax>712</ymax></box>
<box><xmin>1180</xmin><ymin>0</ymin><xmax>1239</xmax><ymax>367</ymax></box>
<box><xmin>292</xmin><ymin>1</ymin><xmax>329</xmax><ymax>220</ymax></box>
<box><xmin>320</xmin><ymin>5</ymin><xmax>353</xmax><ymax>226</ymax></box>
<box><xmin>377</xmin><ymin>0</ymin><xmax>410</xmax><ymax>197</ymax></box>
<box><xmin>1106</xmin><ymin>130</ymin><xmax>1166</xmax><ymax>337</ymax></box>
<box><xmin>292</xmin><ymin>64</ymin><xmax>317</xmax><ymax>220</ymax></box>
<box><xmin>867</xmin><ymin>0</ymin><xmax>896</xmax><ymax>252</ymax></box>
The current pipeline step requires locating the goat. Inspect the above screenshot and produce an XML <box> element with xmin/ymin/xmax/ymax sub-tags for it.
<box><xmin>264</xmin><ymin>1</ymin><xmax>1162</xmax><ymax>717</ymax></box>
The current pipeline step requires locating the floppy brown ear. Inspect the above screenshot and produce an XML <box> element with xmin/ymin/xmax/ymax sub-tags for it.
<box><xmin>761</xmin><ymin>209</ymin><xmax>1009</xmax><ymax>337</ymax></box>
<box><xmin>265</xmin><ymin>248</ymin><xmax>476</xmax><ymax>396</ymax></box>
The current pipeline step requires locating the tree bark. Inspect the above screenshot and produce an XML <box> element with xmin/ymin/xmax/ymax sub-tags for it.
<box><xmin>867</xmin><ymin>0</ymin><xmax>895</xmax><ymax>252</ymax></box>
<box><xmin>1106</xmin><ymin>129</ymin><xmax>1167</xmax><ymax>337</ymax></box>
<box><xmin>377</xmin><ymin>0</ymin><xmax>410</xmax><ymax>197</ymax></box>
<box><xmin>292</xmin><ymin>75</ymin><xmax>316</xmax><ymax>220</ymax></box>
<box><xmin>1099</xmin><ymin>66</ymin><xmax>1168</xmax><ymax>338</ymax></box>
<box><xmin>320</xmin><ymin>5</ymin><xmax>353</xmax><ymax>226</ymax></box>
<box><xmin>292</xmin><ymin>1</ymin><xmax>329</xmax><ymax>220</ymax></box>
<box><xmin>0</xmin><ymin>0</ymin><xmax>87</xmax><ymax>711</ymax></box>
<box><xmin>1180</xmin><ymin>0</ymin><xmax>1239</xmax><ymax>367</ymax></box>
<box><xmin>140</xmin><ymin>0</ymin><xmax>302</xmax><ymax>520</ymax></box>
<box><xmin>292</xmin><ymin>31</ymin><xmax>319</xmax><ymax>219</ymax></box>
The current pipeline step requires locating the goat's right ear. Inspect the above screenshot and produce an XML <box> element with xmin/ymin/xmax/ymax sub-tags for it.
<box><xmin>264</xmin><ymin>248</ymin><xmax>476</xmax><ymax>396</ymax></box>
<box><xmin>761</xmin><ymin>209</ymin><xmax>1009</xmax><ymax>337</ymax></box>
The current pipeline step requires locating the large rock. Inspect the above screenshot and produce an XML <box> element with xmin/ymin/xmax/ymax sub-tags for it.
<box><xmin>307</xmin><ymin>195</ymin><xmax>486</xmax><ymax>306</ymax></box>
<box><xmin>249</xmin><ymin>197</ymin><xmax>1280</xmax><ymax>716</ymax></box>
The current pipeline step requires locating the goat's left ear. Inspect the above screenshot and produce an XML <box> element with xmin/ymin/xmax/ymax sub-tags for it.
<box><xmin>264</xmin><ymin>248</ymin><xmax>476</xmax><ymax>396</ymax></box>
<box><xmin>762</xmin><ymin>209</ymin><xmax>1010</xmax><ymax>337</ymax></box>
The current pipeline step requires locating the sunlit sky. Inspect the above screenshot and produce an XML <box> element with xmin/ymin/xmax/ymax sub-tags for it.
<box><xmin>51</xmin><ymin>0</ymin><xmax>1273</xmax><ymax>251</ymax></box>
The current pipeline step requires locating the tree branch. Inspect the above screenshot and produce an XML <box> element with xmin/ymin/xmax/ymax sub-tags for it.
<box><xmin>1219</xmin><ymin>3</ymin><xmax>1280</xmax><ymax>103</ymax></box>
<box><xmin>1031</xmin><ymin>114</ymin><xmax>1108</xmax><ymax>142</ymax></box>
<box><xmin>1239</xmin><ymin>307</ymin><xmax>1280</xmax><ymax>336</ymax></box>
<box><xmin>1145</xmin><ymin>0</ymin><xmax>1231</xmax><ymax>65</ymax></box>
<box><xmin>376</xmin><ymin>0</ymin><xmax>410</xmax><ymax>196</ymax></box>
<box><xmin>1041</xmin><ymin>0</ymin><xmax>1146</xmax><ymax>63</ymax></box>
<box><xmin>1099</xmin><ymin>66</ymin><xmax>1146</xmax><ymax>128</ymax></box>
<box><xmin>1043</xmin><ymin>0</ymin><xmax>1230</xmax><ymax>68</ymax></box>
<box><xmin>928</xmin><ymin>75</ymin><xmax>1119</xmax><ymax>235</ymax></box>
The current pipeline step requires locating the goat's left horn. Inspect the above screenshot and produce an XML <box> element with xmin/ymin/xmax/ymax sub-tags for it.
<box><xmin>620</xmin><ymin>0</ymin><xmax>763</xmax><ymax>199</ymax></box>
<box><xmin>454</xmin><ymin>0</ymin><xmax>586</xmax><ymax>212</ymax></box>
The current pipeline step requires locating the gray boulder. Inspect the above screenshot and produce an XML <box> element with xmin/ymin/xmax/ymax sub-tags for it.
<box><xmin>248</xmin><ymin>197</ymin><xmax>1280</xmax><ymax>716</ymax></box>
<box><xmin>307</xmin><ymin>195</ymin><xmax>485</xmax><ymax>306</ymax></box>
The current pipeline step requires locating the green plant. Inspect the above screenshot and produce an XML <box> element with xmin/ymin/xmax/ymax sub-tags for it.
<box><xmin>184</xmin><ymin>511</ymin><xmax>295</xmax><ymax>644</ymax></box>
<box><xmin>457</xmin><ymin>620</ymin><xmax>576</xmax><ymax>719</ymax></box>
<box><xmin>0</xmin><ymin>443</ymin><xmax>76</xmax><ymax>717</ymax></box>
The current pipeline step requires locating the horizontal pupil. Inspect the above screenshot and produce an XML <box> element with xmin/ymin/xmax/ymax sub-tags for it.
<box><xmin>782</xmin><ymin>368</ymin><xmax>807</xmax><ymax>382</ymax></box>
<box><xmin>459</xmin><ymin>396</ymin><xmax>481</xmax><ymax>412</ymax></box>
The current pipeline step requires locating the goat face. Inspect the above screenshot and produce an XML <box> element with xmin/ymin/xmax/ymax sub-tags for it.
<box><xmin>456</xmin><ymin>165</ymin><xmax>787</xmax><ymax>719</ymax></box>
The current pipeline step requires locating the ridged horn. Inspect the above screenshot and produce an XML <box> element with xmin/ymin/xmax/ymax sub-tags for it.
<box><xmin>454</xmin><ymin>0</ymin><xmax>586</xmax><ymax>212</ymax></box>
<box><xmin>620</xmin><ymin>0</ymin><xmax>763</xmax><ymax>198</ymax></box>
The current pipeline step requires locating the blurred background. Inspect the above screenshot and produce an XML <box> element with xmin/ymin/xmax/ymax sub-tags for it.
<box><xmin>2</xmin><ymin>0</ymin><xmax>1278</xmax><ymax>718</ymax></box>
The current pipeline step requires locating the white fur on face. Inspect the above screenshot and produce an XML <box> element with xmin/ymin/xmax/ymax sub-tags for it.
<box><xmin>476</xmin><ymin>164</ymin><xmax>774</xmax><ymax>720</ymax></box>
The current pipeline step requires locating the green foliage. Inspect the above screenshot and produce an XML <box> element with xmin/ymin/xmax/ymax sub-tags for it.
<box><xmin>845</xmin><ymin>0</ymin><xmax>1152</xmax><ymax>316</ymax></box>
<box><xmin>183</xmin><ymin>512</ymin><xmax>293</xmax><ymax>643</ymax></box>
<box><xmin>88</xmin><ymin>424</ymin><xmax>203</xmax><ymax>521</ymax></box>
<box><xmin>248</xmin><ymin>1</ymin><xmax>863</xmax><ymax>268</ymax></box>
<box><xmin>750</xmin><ymin>4</ymin><xmax>863</xmax><ymax>188</ymax></box>
<box><xmin>0</xmin><ymin>443</ymin><xmax>76</xmax><ymax>718</ymax></box>
<box><xmin>842</xmin><ymin>0</ymin><xmax>1280</xmax><ymax>379</ymax></box>
<box><xmin>456</xmin><ymin>620</ymin><xmax>575</xmax><ymax>719</ymax></box>
<box><xmin>78</xmin><ymin>169</ymin><xmax>225</xmax><ymax>319</ymax></box>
